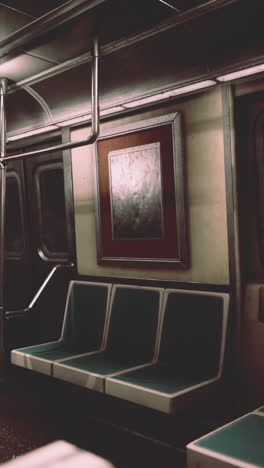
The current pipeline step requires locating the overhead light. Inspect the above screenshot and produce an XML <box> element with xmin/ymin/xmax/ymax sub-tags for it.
<box><xmin>122</xmin><ymin>92</ymin><xmax>172</xmax><ymax>108</ymax></box>
<box><xmin>56</xmin><ymin>106</ymin><xmax>125</xmax><ymax>127</ymax></box>
<box><xmin>168</xmin><ymin>80</ymin><xmax>216</xmax><ymax>95</ymax></box>
<box><xmin>56</xmin><ymin>114</ymin><xmax>91</xmax><ymax>127</ymax></box>
<box><xmin>217</xmin><ymin>64</ymin><xmax>264</xmax><ymax>82</ymax></box>
<box><xmin>6</xmin><ymin>79</ymin><xmax>218</xmax><ymax>141</ymax></box>
<box><xmin>123</xmin><ymin>80</ymin><xmax>216</xmax><ymax>108</ymax></box>
<box><xmin>100</xmin><ymin>106</ymin><xmax>125</xmax><ymax>116</ymax></box>
<box><xmin>7</xmin><ymin>125</ymin><xmax>59</xmax><ymax>141</ymax></box>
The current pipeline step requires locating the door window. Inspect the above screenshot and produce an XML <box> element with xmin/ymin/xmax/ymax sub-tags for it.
<box><xmin>6</xmin><ymin>172</ymin><xmax>25</xmax><ymax>258</ymax></box>
<box><xmin>34</xmin><ymin>163</ymin><xmax>68</xmax><ymax>259</ymax></box>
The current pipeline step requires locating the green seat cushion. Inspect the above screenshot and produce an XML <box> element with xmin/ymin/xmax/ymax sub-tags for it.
<box><xmin>109</xmin><ymin>292</ymin><xmax>224</xmax><ymax>394</ymax></box>
<box><xmin>58</xmin><ymin>351</ymin><xmax>145</xmax><ymax>375</ymax></box>
<box><xmin>105</xmin><ymin>287</ymin><xmax>160</xmax><ymax>363</ymax></box>
<box><xmin>17</xmin><ymin>342</ymin><xmax>82</xmax><ymax>361</ymax></box>
<box><xmin>159</xmin><ymin>293</ymin><xmax>223</xmax><ymax>377</ymax></box>
<box><xmin>110</xmin><ymin>363</ymin><xmax>212</xmax><ymax>394</ymax></box>
<box><xmin>16</xmin><ymin>283</ymin><xmax>109</xmax><ymax>362</ymax></box>
<box><xmin>57</xmin><ymin>287</ymin><xmax>161</xmax><ymax>376</ymax></box>
<box><xmin>196</xmin><ymin>414</ymin><xmax>264</xmax><ymax>467</ymax></box>
<box><xmin>63</xmin><ymin>282</ymin><xmax>109</xmax><ymax>353</ymax></box>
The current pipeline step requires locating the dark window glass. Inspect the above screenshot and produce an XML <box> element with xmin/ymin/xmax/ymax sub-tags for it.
<box><xmin>6</xmin><ymin>175</ymin><xmax>24</xmax><ymax>255</ymax></box>
<box><xmin>36</xmin><ymin>165</ymin><xmax>68</xmax><ymax>256</ymax></box>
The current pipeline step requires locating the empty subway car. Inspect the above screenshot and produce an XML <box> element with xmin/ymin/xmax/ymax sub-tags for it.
<box><xmin>0</xmin><ymin>0</ymin><xmax>263</xmax><ymax>466</ymax></box>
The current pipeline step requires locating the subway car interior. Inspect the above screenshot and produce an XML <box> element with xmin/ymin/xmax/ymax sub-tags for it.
<box><xmin>0</xmin><ymin>0</ymin><xmax>264</xmax><ymax>466</ymax></box>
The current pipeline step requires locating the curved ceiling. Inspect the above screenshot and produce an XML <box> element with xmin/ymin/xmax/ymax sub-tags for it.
<box><xmin>0</xmin><ymin>0</ymin><xmax>263</xmax><ymax>138</ymax></box>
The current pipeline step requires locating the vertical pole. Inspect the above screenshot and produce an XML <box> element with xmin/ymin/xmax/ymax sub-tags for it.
<box><xmin>0</xmin><ymin>77</ymin><xmax>7</xmax><ymax>377</ymax></box>
<box><xmin>91</xmin><ymin>37</ymin><xmax>99</xmax><ymax>139</ymax></box>
<box><xmin>222</xmin><ymin>84</ymin><xmax>242</xmax><ymax>411</ymax></box>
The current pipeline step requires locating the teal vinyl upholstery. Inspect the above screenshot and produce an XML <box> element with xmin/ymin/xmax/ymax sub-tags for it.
<box><xmin>13</xmin><ymin>341</ymin><xmax>77</xmax><ymax>362</ymax></box>
<box><xmin>158</xmin><ymin>292</ymin><xmax>223</xmax><ymax>377</ymax></box>
<box><xmin>11</xmin><ymin>281</ymin><xmax>111</xmax><ymax>375</ymax></box>
<box><xmin>105</xmin><ymin>286</ymin><xmax>160</xmax><ymax>364</ymax></box>
<box><xmin>63</xmin><ymin>282</ymin><xmax>110</xmax><ymax>353</ymax></box>
<box><xmin>187</xmin><ymin>413</ymin><xmax>264</xmax><ymax>468</ymax></box>
<box><xmin>53</xmin><ymin>286</ymin><xmax>162</xmax><ymax>389</ymax></box>
<box><xmin>105</xmin><ymin>290</ymin><xmax>229</xmax><ymax>413</ymax></box>
<box><xmin>12</xmin><ymin>283</ymin><xmax>229</xmax><ymax>414</ymax></box>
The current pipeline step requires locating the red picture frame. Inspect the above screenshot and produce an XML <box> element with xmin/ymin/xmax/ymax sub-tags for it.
<box><xmin>95</xmin><ymin>112</ymin><xmax>188</xmax><ymax>268</ymax></box>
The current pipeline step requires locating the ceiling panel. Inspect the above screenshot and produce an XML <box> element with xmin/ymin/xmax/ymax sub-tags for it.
<box><xmin>33</xmin><ymin>65</ymin><xmax>93</xmax><ymax>122</ymax></box>
<box><xmin>0</xmin><ymin>0</ymin><xmax>241</xmax><ymax>81</ymax></box>
<box><xmin>19</xmin><ymin>0</ymin><xmax>175</xmax><ymax>64</ymax></box>
<box><xmin>31</xmin><ymin>19</ymin><xmax>210</xmax><ymax>121</ymax></box>
<box><xmin>6</xmin><ymin>88</ymin><xmax>49</xmax><ymax>134</ymax></box>
<box><xmin>0</xmin><ymin>0</ymin><xmax>69</xmax><ymax>18</ymax></box>
<box><xmin>20</xmin><ymin>0</ymin><xmax>239</xmax><ymax>68</ymax></box>
<box><xmin>0</xmin><ymin>53</ymin><xmax>55</xmax><ymax>82</ymax></box>
<box><xmin>21</xmin><ymin>11</ymin><xmax>94</xmax><ymax>64</ymax></box>
<box><xmin>3</xmin><ymin>0</ymin><xmax>263</xmax><ymax>138</ymax></box>
<box><xmin>95</xmin><ymin>0</ymin><xmax>177</xmax><ymax>46</ymax></box>
<box><xmin>0</xmin><ymin>5</ymin><xmax>32</xmax><ymax>40</ymax></box>
<box><xmin>98</xmin><ymin>26</ymin><xmax>209</xmax><ymax>107</ymax></box>
<box><xmin>207</xmin><ymin>1</ymin><xmax>264</xmax><ymax>74</ymax></box>
<box><xmin>8</xmin><ymin>0</ymin><xmax>261</xmax><ymax>132</ymax></box>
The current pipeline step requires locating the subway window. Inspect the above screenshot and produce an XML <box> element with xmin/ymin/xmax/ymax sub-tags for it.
<box><xmin>6</xmin><ymin>173</ymin><xmax>25</xmax><ymax>258</ymax></box>
<box><xmin>35</xmin><ymin>163</ymin><xmax>68</xmax><ymax>259</ymax></box>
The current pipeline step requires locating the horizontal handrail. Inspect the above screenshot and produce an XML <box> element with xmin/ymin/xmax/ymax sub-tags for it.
<box><xmin>5</xmin><ymin>262</ymin><xmax>74</xmax><ymax>320</ymax></box>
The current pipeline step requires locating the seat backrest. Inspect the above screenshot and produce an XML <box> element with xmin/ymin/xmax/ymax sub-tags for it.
<box><xmin>105</xmin><ymin>285</ymin><xmax>163</xmax><ymax>364</ymax></box>
<box><xmin>158</xmin><ymin>290</ymin><xmax>229</xmax><ymax>379</ymax></box>
<box><xmin>61</xmin><ymin>281</ymin><xmax>112</xmax><ymax>353</ymax></box>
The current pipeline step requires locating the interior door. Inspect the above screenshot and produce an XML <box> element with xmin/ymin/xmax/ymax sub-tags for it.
<box><xmin>24</xmin><ymin>143</ymin><xmax>71</xmax><ymax>287</ymax></box>
<box><xmin>5</xmin><ymin>158</ymin><xmax>32</xmax><ymax>310</ymax></box>
<box><xmin>5</xmin><ymin>132</ymin><xmax>75</xmax><ymax>348</ymax></box>
<box><xmin>235</xmin><ymin>90</ymin><xmax>264</xmax><ymax>407</ymax></box>
<box><xmin>236</xmin><ymin>93</ymin><xmax>264</xmax><ymax>281</ymax></box>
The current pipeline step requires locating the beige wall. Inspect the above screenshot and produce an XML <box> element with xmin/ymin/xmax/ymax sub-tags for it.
<box><xmin>71</xmin><ymin>86</ymin><xmax>229</xmax><ymax>284</ymax></box>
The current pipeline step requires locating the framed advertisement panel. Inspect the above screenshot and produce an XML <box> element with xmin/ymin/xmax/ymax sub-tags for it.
<box><xmin>95</xmin><ymin>112</ymin><xmax>188</xmax><ymax>268</ymax></box>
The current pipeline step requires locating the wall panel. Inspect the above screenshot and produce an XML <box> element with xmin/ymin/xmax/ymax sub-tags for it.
<box><xmin>71</xmin><ymin>86</ymin><xmax>229</xmax><ymax>284</ymax></box>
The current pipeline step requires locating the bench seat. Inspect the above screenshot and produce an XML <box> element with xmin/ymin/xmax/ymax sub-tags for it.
<box><xmin>106</xmin><ymin>362</ymin><xmax>214</xmax><ymax>393</ymax></box>
<box><xmin>10</xmin><ymin>341</ymin><xmax>84</xmax><ymax>376</ymax></box>
<box><xmin>11</xmin><ymin>281</ymin><xmax>230</xmax><ymax>415</ymax></box>
<box><xmin>54</xmin><ymin>352</ymin><xmax>147</xmax><ymax>376</ymax></box>
<box><xmin>187</xmin><ymin>412</ymin><xmax>264</xmax><ymax>468</ymax></box>
<box><xmin>11</xmin><ymin>281</ymin><xmax>112</xmax><ymax>376</ymax></box>
<box><xmin>53</xmin><ymin>285</ymin><xmax>163</xmax><ymax>392</ymax></box>
<box><xmin>106</xmin><ymin>289</ymin><xmax>229</xmax><ymax>413</ymax></box>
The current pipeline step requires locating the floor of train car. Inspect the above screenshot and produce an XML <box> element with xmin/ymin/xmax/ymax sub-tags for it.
<box><xmin>0</xmin><ymin>366</ymin><xmax>237</xmax><ymax>468</ymax></box>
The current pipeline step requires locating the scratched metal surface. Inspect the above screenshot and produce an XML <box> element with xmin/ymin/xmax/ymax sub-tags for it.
<box><xmin>109</xmin><ymin>143</ymin><xmax>164</xmax><ymax>241</ymax></box>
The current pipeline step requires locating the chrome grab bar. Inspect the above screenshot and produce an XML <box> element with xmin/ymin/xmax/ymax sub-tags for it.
<box><xmin>1</xmin><ymin>37</ymin><xmax>99</xmax><ymax>163</ymax></box>
<box><xmin>5</xmin><ymin>262</ymin><xmax>74</xmax><ymax>320</ymax></box>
